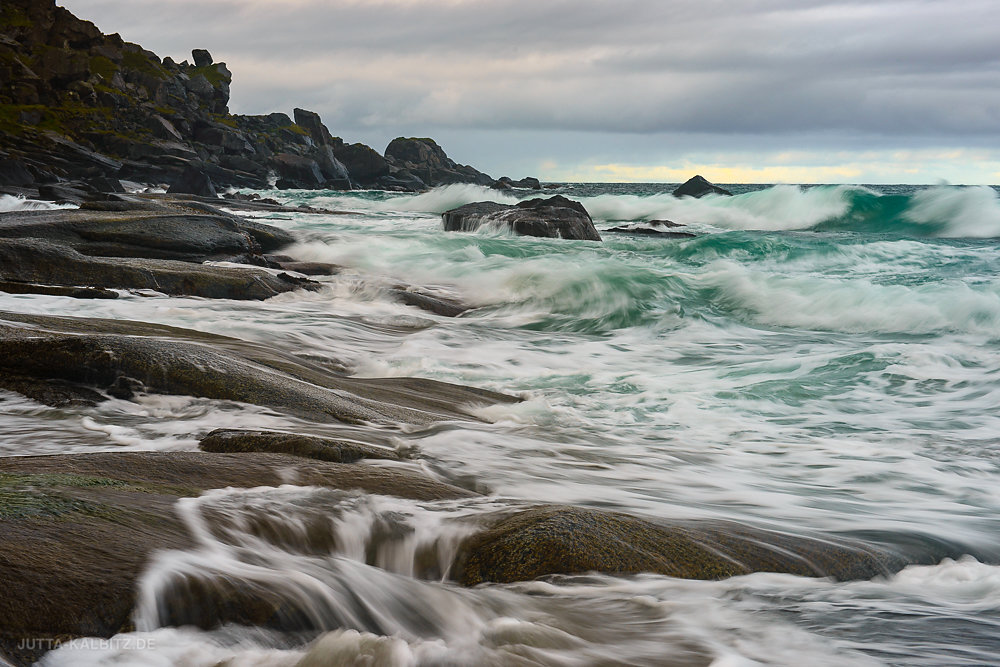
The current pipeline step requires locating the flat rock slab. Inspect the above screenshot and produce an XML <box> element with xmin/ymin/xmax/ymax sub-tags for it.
<box><xmin>0</xmin><ymin>238</ymin><xmax>314</xmax><ymax>300</ymax></box>
<box><xmin>0</xmin><ymin>451</ymin><xmax>472</xmax><ymax>665</ymax></box>
<box><xmin>200</xmin><ymin>428</ymin><xmax>402</xmax><ymax>463</ymax></box>
<box><xmin>0</xmin><ymin>311</ymin><xmax>518</xmax><ymax>424</ymax></box>
<box><xmin>0</xmin><ymin>280</ymin><xmax>118</xmax><ymax>299</ymax></box>
<box><xmin>0</xmin><ymin>206</ymin><xmax>294</xmax><ymax>261</ymax></box>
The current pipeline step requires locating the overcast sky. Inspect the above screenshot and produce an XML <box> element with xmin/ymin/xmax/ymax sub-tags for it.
<box><xmin>61</xmin><ymin>0</ymin><xmax>1000</xmax><ymax>183</ymax></box>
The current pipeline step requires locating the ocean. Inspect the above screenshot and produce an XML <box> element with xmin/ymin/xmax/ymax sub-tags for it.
<box><xmin>4</xmin><ymin>182</ymin><xmax>1000</xmax><ymax>665</ymax></box>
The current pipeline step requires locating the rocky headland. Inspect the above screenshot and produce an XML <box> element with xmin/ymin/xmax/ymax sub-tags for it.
<box><xmin>0</xmin><ymin>0</ymin><xmax>540</xmax><ymax>197</ymax></box>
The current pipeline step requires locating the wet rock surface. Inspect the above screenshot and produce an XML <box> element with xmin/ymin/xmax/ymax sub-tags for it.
<box><xmin>200</xmin><ymin>428</ymin><xmax>403</xmax><ymax>463</ymax></box>
<box><xmin>0</xmin><ymin>237</ymin><xmax>314</xmax><ymax>300</ymax></box>
<box><xmin>443</xmin><ymin>196</ymin><xmax>602</xmax><ymax>241</ymax></box>
<box><xmin>0</xmin><ymin>451</ymin><xmax>472</xmax><ymax>665</ymax></box>
<box><xmin>454</xmin><ymin>505</ymin><xmax>913</xmax><ymax>586</ymax></box>
<box><xmin>0</xmin><ymin>311</ymin><xmax>518</xmax><ymax>422</ymax></box>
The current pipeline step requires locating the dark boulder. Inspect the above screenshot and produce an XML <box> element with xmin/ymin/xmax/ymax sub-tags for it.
<box><xmin>168</xmin><ymin>163</ymin><xmax>218</xmax><ymax>197</ymax></box>
<box><xmin>606</xmin><ymin>220</ymin><xmax>695</xmax><ymax>238</ymax></box>
<box><xmin>384</xmin><ymin>137</ymin><xmax>493</xmax><ymax>187</ymax></box>
<box><xmin>191</xmin><ymin>48</ymin><xmax>213</xmax><ymax>67</ymax></box>
<box><xmin>673</xmin><ymin>175</ymin><xmax>732</xmax><ymax>198</ymax></box>
<box><xmin>37</xmin><ymin>182</ymin><xmax>90</xmax><ymax>204</ymax></box>
<box><xmin>272</xmin><ymin>153</ymin><xmax>325</xmax><ymax>189</ymax></box>
<box><xmin>0</xmin><ymin>160</ymin><xmax>36</xmax><ymax>187</ymax></box>
<box><xmin>293</xmin><ymin>108</ymin><xmax>340</xmax><ymax>148</ymax></box>
<box><xmin>200</xmin><ymin>428</ymin><xmax>401</xmax><ymax>463</ymax></box>
<box><xmin>333</xmin><ymin>143</ymin><xmax>391</xmax><ymax>187</ymax></box>
<box><xmin>442</xmin><ymin>199</ymin><xmax>602</xmax><ymax>241</ymax></box>
<box><xmin>86</xmin><ymin>176</ymin><xmax>125</xmax><ymax>193</ymax></box>
<box><xmin>454</xmin><ymin>505</ymin><xmax>911</xmax><ymax>586</ymax></box>
<box><xmin>497</xmin><ymin>176</ymin><xmax>541</xmax><ymax>190</ymax></box>
<box><xmin>0</xmin><ymin>451</ymin><xmax>472</xmax><ymax>664</ymax></box>
<box><xmin>389</xmin><ymin>288</ymin><xmax>469</xmax><ymax>317</ymax></box>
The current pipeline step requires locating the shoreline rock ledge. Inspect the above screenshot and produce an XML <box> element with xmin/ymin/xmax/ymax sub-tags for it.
<box><xmin>443</xmin><ymin>195</ymin><xmax>602</xmax><ymax>241</ymax></box>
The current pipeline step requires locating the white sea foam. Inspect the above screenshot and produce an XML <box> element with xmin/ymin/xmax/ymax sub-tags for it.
<box><xmin>903</xmin><ymin>184</ymin><xmax>1000</xmax><ymax>237</ymax></box>
<box><xmin>699</xmin><ymin>259</ymin><xmax>1000</xmax><ymax>335</ymax></box>
<box><xmin>573</xmin><ymin>185</ymin><xmax>860</xmax><ymax>230</ymax></box>
<box><xmin>0</xmin><ymin>194</ymin><xmax>76</xmax><ymax>212</ymax></box>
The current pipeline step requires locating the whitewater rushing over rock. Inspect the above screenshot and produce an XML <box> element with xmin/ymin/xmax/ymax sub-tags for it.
<box><xmin>5</xmin><ymin>181</ymin><xmax>1000</xmax><ymax>666</ymax></box>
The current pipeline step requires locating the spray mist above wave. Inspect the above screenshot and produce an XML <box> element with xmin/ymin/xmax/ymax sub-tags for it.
<box><xmin>307</xmin><ymin>183</ymin><xmax>519</xmax><ymax>215</ymax></box>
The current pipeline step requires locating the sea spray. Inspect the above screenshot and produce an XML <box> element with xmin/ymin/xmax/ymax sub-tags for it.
<box><xmin>10</xmin><ymin>181</ymin><xmax>1000</xmax><ymax>665</ymax></box>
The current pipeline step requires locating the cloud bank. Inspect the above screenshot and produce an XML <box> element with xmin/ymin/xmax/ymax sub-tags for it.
<box><xmin>60</xmin><ymin>0</ymin><xmax>1000</xmax><ymax>183</ymax></box>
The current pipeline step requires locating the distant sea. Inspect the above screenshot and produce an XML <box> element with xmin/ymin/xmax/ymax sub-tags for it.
<box><xmin>5</xmin><ymin>182</ymin><xmax>1000</xmax><ymax>665</ymax></box>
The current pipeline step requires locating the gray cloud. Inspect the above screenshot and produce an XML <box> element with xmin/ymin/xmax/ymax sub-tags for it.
<box><xmin>60</xmin><ymin>0</ymin><xmax>1000</xmax><ymax>181</ymax></box>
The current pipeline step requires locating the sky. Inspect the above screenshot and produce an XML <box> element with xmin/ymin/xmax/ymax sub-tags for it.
<box><xmin>60</xmin><ymin>0</ymin><xmax>1000</xmax><ymax>184</ymax></box>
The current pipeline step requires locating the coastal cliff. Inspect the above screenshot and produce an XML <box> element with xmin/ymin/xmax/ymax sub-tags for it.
<box><xmin>0</xmin><ymin>0</ymin><xmax>497</xmax><ymax>195</ymax></box>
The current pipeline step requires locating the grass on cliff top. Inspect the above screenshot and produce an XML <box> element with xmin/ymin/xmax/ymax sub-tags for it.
<box><xmin>188</xmin><ymin>64</ymin><xmax>230</xmax><ymax>87</ymax></box>
<box><xmin>121</xmin><ymin>49</ymin><xmax>170</xmax><ymax>80</ymax></box>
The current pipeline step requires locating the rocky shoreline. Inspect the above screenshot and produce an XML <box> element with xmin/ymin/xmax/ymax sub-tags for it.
<box><xmin>0</xmin><ymin>3</ymin><xmax>967</xmax><ymax>666</ymax></box>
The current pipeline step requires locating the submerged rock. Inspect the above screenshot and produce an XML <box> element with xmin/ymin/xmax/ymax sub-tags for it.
<box><xmin>606</xmin><ymin>220</ymin><xmax>696</xmax><ymax>238</ymax></box>
<box><xmin>442</xmin><ymin>196</ymin><xmax>602</xmax><ymax>242</ymax></box>
<box><xmin>200</xmin><ymin>428</ymin><xmax>401</xmax><ymax>463</ymax></box>
<box><xmin>672</xmin><ymin>175</ymin><xmax>733</xmax><ymax>198</ymax></box>
<box><xmin>0</xmin><ymin>451</ymin><xmax>472</xmax><ymax>664</ymax></box>
<box><xmin>454</xmin><ymin>505</ymin><xmax>911</xmax><ymax>586</ymax></box>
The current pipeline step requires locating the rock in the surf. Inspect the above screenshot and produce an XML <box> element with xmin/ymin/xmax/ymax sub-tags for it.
<box><xmin>0</xmin><ymin>451</ymin><xmax>472</xmax><ymax>665</ymax></box>
<box><xmin>672</xmin><ymin>175</ymin><xmax>732</xmax><ymax>198</ymax></box>
<box><xmin>454</xmin><ymin>505</ymin><xmax>910</xmax><ymax>585</ymax></box>
<box><xmin>442</xmin><ymin>196</ymin><xmax>602</xmax><ymax>241</ymax></box>
<box><xmin>200</xmin><ymin>428</ymin><xmax>402</xmax><ymax>463</ymax></box>
<box><xmin>606</xmin><ymin>219</ymin><xmax>696</xmax><ymax>238</ymax></box>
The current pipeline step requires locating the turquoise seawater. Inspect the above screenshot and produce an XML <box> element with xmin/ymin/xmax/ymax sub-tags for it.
<box><xmin>5</xmin><ymin>182</ymin><xmax>1000</xmax><ymax>665</ymax></box>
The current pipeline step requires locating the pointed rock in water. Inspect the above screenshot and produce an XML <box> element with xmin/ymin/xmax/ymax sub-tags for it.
<box><xmin>606</xmin><ymin>219</ymin><xmax>696</xmax><ymax>238</ymax></box>
<box><xmin>443</xmin><ymin>196</ymin><xmax>602</xmax><ymax>242</ymax></box>
<box><xmin>672</xmin><ymin>174</ymin><xmax>733</xmax><ymax>198</ymax></box>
